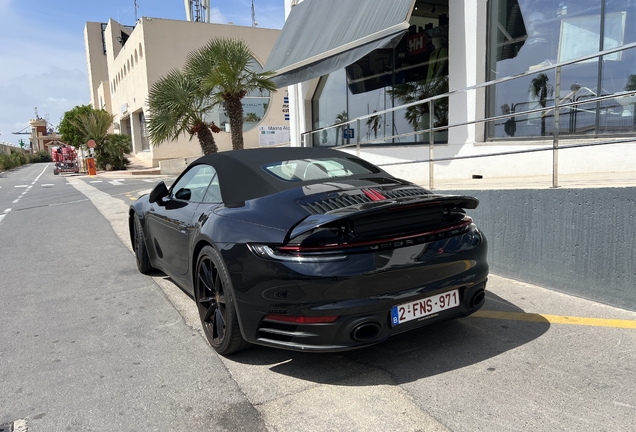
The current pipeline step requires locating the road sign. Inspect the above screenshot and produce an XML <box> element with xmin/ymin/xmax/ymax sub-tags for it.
<box><xmin>343</xmin><ymin>128</ymin><xmax>355</xmax><ymax>139</ymax></box>
<box><xmin>87</xmin><ymin>139</ymin><xmax>96</xmax><ymax>149</ymax></box>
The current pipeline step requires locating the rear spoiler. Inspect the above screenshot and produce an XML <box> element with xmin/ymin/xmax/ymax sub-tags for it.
<box><xmin>288</xmin><ymin>194</ymin><xmax>478</xmax><ymax>241</ymax></box>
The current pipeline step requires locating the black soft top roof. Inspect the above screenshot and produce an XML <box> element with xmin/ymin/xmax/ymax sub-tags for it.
<box><xmin>190</xmin><ymin>147</ymin><xmax>386</xmax><ymax>203</ymax></box>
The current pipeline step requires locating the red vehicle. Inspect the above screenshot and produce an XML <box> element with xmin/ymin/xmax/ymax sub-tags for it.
<box><xmin>52</xmin><ymin>145</ymin><xmax>79</xmax><ymax>175</ymax></box>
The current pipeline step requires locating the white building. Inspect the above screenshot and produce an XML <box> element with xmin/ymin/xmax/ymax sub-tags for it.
<box><xmin>268</xmin><ymin>0</ymin><xmax>636</xmax><ymax>185</ymax></box>
<box><xmin>84</xmin><ymin>17</ymin><xmax>283</xmax><ymax>167</ymax></box>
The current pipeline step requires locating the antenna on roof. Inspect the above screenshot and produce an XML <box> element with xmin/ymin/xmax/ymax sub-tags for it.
<box><xmin>252</xmin><ymin>0</ymin><xmax>258</xmax><ymax>27</ymax></box>
<box><xmin>185</xmin><ymin>0</ymin><xmax>210</xmax><ymax>22</ymax></box>
<box><xmin>134</xmin><ymin>0</ymin><xmax>139</xmax><ymax>21</ymax></box>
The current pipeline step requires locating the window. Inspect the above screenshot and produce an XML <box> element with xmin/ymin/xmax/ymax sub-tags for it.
<box><xmin>263</xmin><ymin>157</ymin><xmax>377</xmax><ymax>182</ymax></box>
<box><xmin>170</xmin><ymin>164</ymin><xmax>218</xmax><ymax>203</ymax></box>
<box><xmin>486</xmin><ymin>0</ymin><xmax>636</xmax><ymax>138</ymax></box>
<box><xmin>311</xmin><ymin>1</ymin><xmax>450</xmax><ymax>146</ymax></box>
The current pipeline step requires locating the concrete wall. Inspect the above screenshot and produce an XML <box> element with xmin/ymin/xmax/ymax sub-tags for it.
<box><xmin>0</xmin><ymin>144</ymin><xmax>27</xmax><ymax>155</ymax></box>
<box><xmin>438</xmin><ymin>187</ymin><xmax>636</xmax><ymax>311</ymax></box>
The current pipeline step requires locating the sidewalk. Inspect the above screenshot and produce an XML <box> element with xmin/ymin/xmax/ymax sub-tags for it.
<box><xmin>91</xmin><ymin>153</ymin><xmax>636</xmax><ymax>189</ymax></box>
<box><xmin>421</xmin><ymin>171</ymin><xmax>636</xmax><ymax>191</ymax></box>
<box><xmin>93</xmin><ymin>153</ymin><xmax>164</xmax><ymax>178</ymax></box>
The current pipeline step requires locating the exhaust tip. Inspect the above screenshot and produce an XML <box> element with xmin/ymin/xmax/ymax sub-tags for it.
<box><xmin>351</xmin><ymin>322</ymin><xmax>381</xmax><ymax>342</ymax></box>
<box><xmin>470</xmin><ymin>289</ymin><xmax>486</xmax><ymax>308</ymax></box>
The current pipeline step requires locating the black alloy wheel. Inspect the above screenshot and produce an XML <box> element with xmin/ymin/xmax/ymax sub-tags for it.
<box><xmin>133</xmin><ymin>214</ymin><xmax>153</xmax><ymax>274</ymax></box>
<box><xmin>195</xmin><ymin>246</ymin><xmax>248</xmax><ymax>355</ymax></box>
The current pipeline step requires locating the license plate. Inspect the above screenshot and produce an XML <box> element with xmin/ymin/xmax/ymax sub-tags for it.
<box><xmin>390</xmin><ymin>289</ymin><xmax>460</xmax><ymax>327</ymax></box>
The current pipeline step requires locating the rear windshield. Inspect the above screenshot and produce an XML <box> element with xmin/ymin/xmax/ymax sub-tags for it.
<box><xmin>263</xmin><ymin>158</ymin><xmax>379</xmax><ymax>182</ymax></box>
<box><xmin>263</xmin><ymin>157</ymin><xmax>378</xmax><ymax>182</ymax></box>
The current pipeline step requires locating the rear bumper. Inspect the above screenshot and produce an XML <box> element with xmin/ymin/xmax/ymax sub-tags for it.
<box><xmin>222</xmin><ymin>229</ymin><xmax>489</xmax><ymax>351</ymax></box>
<box><xmin>252</xmin><ymin>281</ymin><xmax>487</xmax><ymax>352</ymax></box>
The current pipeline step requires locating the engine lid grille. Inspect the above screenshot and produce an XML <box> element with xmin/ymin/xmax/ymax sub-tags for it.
<box><xmin>301</xmin><ymin>187</ymin><xmax>427</xmax><ymax>215</ymax></box>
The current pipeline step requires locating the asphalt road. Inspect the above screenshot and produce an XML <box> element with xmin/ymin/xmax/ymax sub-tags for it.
<box><xmin>1</xmin><ymin>163</ymin><xmax>635</xmax><ymax>432</ymax></box>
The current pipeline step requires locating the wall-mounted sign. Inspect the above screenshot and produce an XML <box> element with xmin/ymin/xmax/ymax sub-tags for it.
<box><xmin>282</xmin><ymin>91</ymin><xmax>289</xmax><ymax>121</ymax></box>
<box><xmin>259</xmin><ymin>126</ymin><xmax>290</xmax><ymax>147</ymax></box>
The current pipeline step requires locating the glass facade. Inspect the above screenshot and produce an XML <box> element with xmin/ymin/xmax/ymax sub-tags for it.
<box><xmin>312</xmin><ymin>1</ymin><xmax>450</xmax><ymax>147</ymax></box>
<box><xmin>487</xmin><ymin>0</ymin><xmax>636</xmax><ymax>139</ymax></box>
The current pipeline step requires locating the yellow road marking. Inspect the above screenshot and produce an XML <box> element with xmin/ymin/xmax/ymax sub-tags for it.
<box><xmin>126</xmin><ymin>192</ymin><xmax>137</xmax><ymax>201</ymax></box>
<box><xmin>472</xmin><ymin>310</ymin><xmax>636</xmax><ymax>329</ymax></box>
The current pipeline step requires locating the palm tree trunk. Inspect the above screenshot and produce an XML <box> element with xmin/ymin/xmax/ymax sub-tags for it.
<box><xmin>197</xmin><ymin>125</ymin><xmax>218</xmax><ymax>155</ymax></box>
<box><xmin>226</xmin><ymin>97</ymin><xmax>244</xmax><ymax>150</ymax></box>
<box><xmin>540</xmin><ymin>100</ymin><xmax>546</xmax><ymax>137</ymax></box>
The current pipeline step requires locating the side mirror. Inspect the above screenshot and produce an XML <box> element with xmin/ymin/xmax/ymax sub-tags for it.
<box><xmin>148</xmin><ymin>181</ymin><xmax>169</xmax><ymax>204</ymax></box>
<box><xmin>174</xmin><ymin>188</ymin><xmax>191</xmax><ymax>201</ymax></box>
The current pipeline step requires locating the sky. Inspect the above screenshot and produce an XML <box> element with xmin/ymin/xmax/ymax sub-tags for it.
<box><xmin>0</xmin><ymin>0</ymin><xmax>285</xmax><ymax>147</ymax></box>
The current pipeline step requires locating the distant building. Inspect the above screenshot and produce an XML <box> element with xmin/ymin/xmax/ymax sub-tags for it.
<box><xmin>29</xmin><ymin>117</ymin><xmax>66</xmax><ymax>154</ymax></box>
<box><xmin>84</xmin><ymin>18</ymin><xmax>283</xmax><ymax>167</ymax></box>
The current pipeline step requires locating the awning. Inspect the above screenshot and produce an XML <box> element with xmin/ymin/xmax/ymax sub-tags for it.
<box><xmin>264</xmin><ymin>0</ymin><xmax>416</xmax><ymax>87</ymax></box>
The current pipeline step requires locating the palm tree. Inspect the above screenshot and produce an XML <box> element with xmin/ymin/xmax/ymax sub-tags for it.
<box><xmin>366</xmin><ymin>110</ymin><xmax>381</xmax><ymax>140</ymax></box>
<box><xmin>146</xmin><ymin>69</ymin><xmax>220</xmax><ymax>155</ymax></box>
<box><xmin>529</xmin><ymin>73</ymin><xmax>554</xmax><ymax>137</ymax></box>
<box><xmin>335</xmin><ymin>111</ymin><xmax>349</xmax><ymax>145</ymax></box>
<box><xmin>244</xmin><ymin>112</ymin><xmax>259</xmax><ymax>122</ymax></box>
<box><xmin>71</xmin><ymin>109</ymin><xmax>115</xmax><ymax>168</ymax></box>
<box><xmin>185</xmin><ymin>37</ymin><xmax>277</xmax><ymax>150</ymax></box>
<box><xmin>388</xmin><ymin>76</ymin><xmax>449</xmax><ymax>141</ymax></box>
<box><xmin>71</xmin><ymin>109</ymin><xmax>114</xmax><ymax>148</ymax></box>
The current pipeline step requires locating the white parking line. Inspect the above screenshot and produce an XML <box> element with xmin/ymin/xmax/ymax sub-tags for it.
<box><xmin>90</xmin><ymin>180</ymin><xmax>103</xmax><ymax>183</ymax></box>
<box><xmin>109</xmin><ymin>180</ymin><xmax>124</xmax><ymax>186</ymax></box>
<box><xmin>8</xmin><ymin>164</ymin><xmax>50</xmax><ymax>205</ymax></box>
<box><xmin>0</xmin><ymin>208</ymin><xmax>11</xmax><ymax>223</ymax></box>
<box><xmin>41</xmin><ymin>184</ymin><xmax>54</xmax><ymax>187</ymax></box>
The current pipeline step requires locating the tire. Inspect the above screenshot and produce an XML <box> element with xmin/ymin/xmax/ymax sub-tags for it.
<box><xmin>195</xmin><ymin>245</ymin><xmax>249</xmax><ymax>355</ymax></box>
<box><xmin>53</xmin><ymin>169</ymin><xmax>59</xmax><ymax>175</ymax></box>
<box><xmin>133</xmin><ymin>214</ymin><xmax>153</xmax><ymax>274</ymax></box>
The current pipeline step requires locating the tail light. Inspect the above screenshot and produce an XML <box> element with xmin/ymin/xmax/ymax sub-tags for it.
<box><xmin>250</xmin><ymin>217</ymin><xmax>477</xmax><ymax>262</ymax></box>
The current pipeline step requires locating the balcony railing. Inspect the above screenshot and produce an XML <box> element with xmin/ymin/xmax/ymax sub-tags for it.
<box><xmin>300</xmin><ymin>41</ymin><xmax>636</xmax><ymax>189</ymax></box>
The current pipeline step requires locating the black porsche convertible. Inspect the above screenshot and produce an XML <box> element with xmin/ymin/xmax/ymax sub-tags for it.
<box><xmin>129</xmin><ymin>147</ymin><xmax>488</xmax><ymax>355</ymax></box>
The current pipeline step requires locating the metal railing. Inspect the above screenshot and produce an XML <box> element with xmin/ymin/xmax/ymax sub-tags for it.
<box><xmin>301</xmin><ymin>41</ymin><xmax>636</xmax><ymax>189</ymax></box>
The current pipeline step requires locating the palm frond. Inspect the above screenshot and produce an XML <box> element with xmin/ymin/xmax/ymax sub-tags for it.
<box><xmin>146</xmin><ymin>69</ymin><xmax>212</xmax><ymax>145</ymax></box>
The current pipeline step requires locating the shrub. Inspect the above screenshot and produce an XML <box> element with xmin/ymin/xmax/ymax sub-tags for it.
<box><xmin>0</xmin><ymin>150</ymin><xmax>24</xmax><ymax>170</ymax></box>
<box><xmin>95</xmin><ymin>134</ymin><xmax>131</xmax><ymax>170</ymax></box>
<box><xmin>1</xmin><ymin>149</ymin><xmax>52</xmax><ymax>170</ymax></box>
<box><xmin>28</xmin><ymin>150</ymin><xmax>52</xmax><ymax>163</ymax></box>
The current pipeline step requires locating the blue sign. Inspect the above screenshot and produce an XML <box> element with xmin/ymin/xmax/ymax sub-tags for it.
<box><xmin>343</xmin><ymin>128</ymin><xmax>355</xmax><ymax>139</ymax></box>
